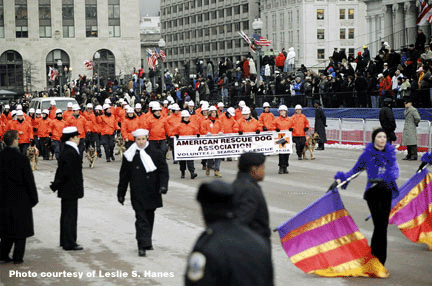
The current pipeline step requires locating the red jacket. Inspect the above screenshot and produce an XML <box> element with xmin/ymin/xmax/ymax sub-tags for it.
<box><xmin>37</xmin><ymin>117</ymin><xmax>51</xmax><ymax>138</ymax></box>
<box><xmin>97</xmin><ymin>114</ymin><xmax>118</xmax><ymax>135</ymax></box>
<box><xmin>200</xmin><ymin>117</ymin><xmax>223</xmax><ymax>135</ymax></box>
<box><xmin>291</xmin><ymin>113</ymin><xmax>309</xmax><ymax>137</ymax></box>
<box><xmin>220</xmin><ymin>113</ymin><xmax>239</xmax><ymax>134</ymax></box>
<box><xmin>66</xmin><ymin>115</ymin><xmax>87</xmax><ymax>139</ymax></box>
<box><xmin>8</xmin><ymin>120</ymin><xmax>33</xmax><ymax>144</ymax></box>
<box><xmin>258</xmin><ymin>112</ymin><xmax>275</xmax><ymax>131</ymax></box>
<box><xmin>121</xmin><ymin>117</ymin><xmax>140</xmax><ymax>141</ymax></box>
<box><xmin>274</xmin><ymin>116</ymin><xmax>293</xmax><ymax>131</ymax></box>
<box><xmin>237</xmin><ymin>117</ymin><xmax>262</xmax><ymax>133</ymax></box>
<box><xmin>172</xmin><ymin>121</ymin><xmax>199</xmax><ymax>136</ymax></box>
<box><xmin>144</xmin><ymin>114</ymin><xmax>169</xmax><ymax>141</ymax></box>
<box><xmin>49</xmin><ymin>119</ymin><xmax>66</xmax><ymax>141</ymax></box>
<box><xmin>166</xmin><ymin>113</ymin><xmax>182</xmax><ymax>136</ymax></box>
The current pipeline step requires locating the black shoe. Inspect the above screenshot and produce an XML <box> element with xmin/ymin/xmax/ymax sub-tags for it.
<box><xmin>64</xmin><ymin>245</ymin><xmax>83</xmax><ymax>251</ymax></box>
<box><xmin>191</xmin><ymin>172</ymin><xmax>197</xmax><ymax>179</ymax></box>
<box><xmin>144</xmin><ymin>246</ymin><xmax>154</xmax><ymax>251</ymax></box>
<box><xmin>283</xmin><ymin>167</ymin><xmax>289</xmax><ymax>174</ymax></box>
<box><xmin>402</xmin><ymin>156</ymin><xmax>410</xmax><ymax>160</ymax></box>
<box><xmin>316</xmin><ymin>147</ymin><xmax>324</xmax><ymax>150</ymax></box>
<box><xmin>201</xmin><ymin>165</ymin><xmax>206</xmax><ymax>170</ymax></box>
<box><xmin>298</xmin><ymin>156</ymin><xmax>302</xmax><ymax>160</ymax></box>
<box><xmin>181</xmin><ymin>171</ymin><xmax>185</xmax><ymax>179</ymax></box>
<box><xmin>278</xmin><ymin>167</ymin><xmax>284</xmax><ymax>174</ymax></box>
<box><xmin>111</xmin><ymin>155</ymin><xmax>115</xmax><ymax>161</ymax></box>
<box><xmin>173</xmin><ymin>161</ymin><xmax>178</xmax><ymax>164</ymax></box>
<box><xmin>0</xmin><ymin>256</ymin><xmax>12</xmax><ymax>263</ymax></box>
<box><xmin>408</xmin><ymin>157</ymin><xmax>418</xmax><ymax>161</ymax></box>
<box><xmin>106</xmin><ymin>159</ymin><xmax>111</xmax><ymax>162</ymax></box>
<box><xmin>97</xmin><ymin>153</ymin><xmax>102</xmax><ymax>158</ymax></box>
<box><xmin>13</xmin><ymin>260</ymin><xmax>24</xmax><ymax>264</ymax></box>
<box><xmin>138</xmin><ymin>249</ymin><xmax>146</xmax><ymax>257</ymax></box>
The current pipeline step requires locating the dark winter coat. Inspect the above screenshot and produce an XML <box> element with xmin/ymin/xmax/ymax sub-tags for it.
<box><xmin>232</xmin><ymin>171</ymin><xmax>270</xmax><ymax>241</ymax></box>
<box><xmin>51</xmin><ymin>144</ymin><xmax>84</xmax><ymax>199</ymax></box>
<box><xmin>0</xmin><ymin>147</ymin><xmax>38</xmax><ymax>238</ymax></box>
<box><xmin>314</xmin><ymin>106</ymin><xmax>327</xmax><ymax>143</ymax></box>
<box><xmin>117</xmin><ymin>144</ymin><xmax>169</xmax><ymax>210</ymax></box>
<box><xmin>379</xmin><ymin>106</ymin><xmax>397</xmax><ymax>141</ymax></box>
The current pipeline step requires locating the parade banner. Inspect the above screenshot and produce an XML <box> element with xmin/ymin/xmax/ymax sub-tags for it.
<box><xmin>173</xmin><ymin>131</ymin><xmax>292</xmax><ymax>160</ymax></box>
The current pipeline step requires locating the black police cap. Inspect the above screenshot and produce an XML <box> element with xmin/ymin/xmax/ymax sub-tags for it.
<box><xmin>238</xmin><ymin>152</ymin><xmax>266</xmax><ymax>172</ymax></box>
<box><xmin>197</xmin><ymin>181</ymin><xmax>235</xmax><ymax>209</ymax></box>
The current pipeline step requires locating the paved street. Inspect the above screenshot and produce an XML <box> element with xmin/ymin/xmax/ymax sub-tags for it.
<box><xmin>1</xmin><ymin>146</ymin><xmax>431</xmax><ymax>286</ymax></box>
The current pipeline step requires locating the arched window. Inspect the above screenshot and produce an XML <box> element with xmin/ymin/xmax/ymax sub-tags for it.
<box><xmin>93</xmin><ymin>49</ymin><xmax>115</xmax><ymax>87</ymax></box>
<box><xmin>46</xmin><ymin>49</ymin><xmax>70</xmax><ymax>88</ymax></box>
<box><xmin>0</xmin><ymin>50</ymin><xmax>24</xmax><ymax>92</ymax></box>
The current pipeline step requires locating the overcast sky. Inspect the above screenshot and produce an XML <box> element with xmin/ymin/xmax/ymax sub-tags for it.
<box><xmin>141</xmin><ymin>0</ymin><xmax>160</xmax><ymax>17</ymax></box>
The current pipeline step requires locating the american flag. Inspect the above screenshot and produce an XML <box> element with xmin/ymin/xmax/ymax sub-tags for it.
<box><xmin>238</xmin><ymin>30</ymin><xmax>256</xmax><ymax>52</ymax></box>
<box><xmin>84</xmin><ymin>60</ymin><xmax>94</xmax><ymax>70</ymax></box>
<box><xmin>159</xmin><ymin>49</ymin><xmax>167</xmax><ymax>62</ymax></box>
<box><xmin>253</xmin><ymin>33</ymin><xmax>272</xmax><ymax>46</ymax></box>
<box><xmin>147</xmin><ymin>49</ymin><xmax>158</xmax><ymax>70</ymax></box>
<box><xmin>417</xmin><ymin>0</ymin><xmax>432</xmax><ymax>25</ymax></box>
<box><xmin>48</xmin><ymin>67</ymin><xmax>59</xmax><ymax>81</ymax></box>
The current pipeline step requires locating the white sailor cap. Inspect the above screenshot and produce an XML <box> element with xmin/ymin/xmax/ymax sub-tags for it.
<box><xmin>132</xmin><ymin>129</ymin><xmax>149</xmax><ymax>137</ymax></box>
<box><xmin>62</xmin><ymin>126</ymin><xmax>79</xmax><ymax>135</ymax></box>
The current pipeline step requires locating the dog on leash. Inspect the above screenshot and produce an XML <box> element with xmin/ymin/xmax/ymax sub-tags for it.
<box><xmin>85</xmin><ymin>146</ymin><xmax>97</xmax><ymax>168</ymax></box>
<box><xmin>26</xmin><ymin>145</ymin><xmax>39</xmax><ymax>171</ymax></box>
<box><xmin>115</xmin><ymin>134</ymin><xmax>126</xmax><ymax>157</ymax></box>
<box><xmin>302</xmin><ymin>132</ymin><xmax>320</xmax><ymax>160</ymax></box>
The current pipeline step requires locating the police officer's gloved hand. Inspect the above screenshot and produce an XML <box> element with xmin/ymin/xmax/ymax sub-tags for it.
<box><xmin>175</xmin><ymin>134</ymin><xmax>179</xmax><ymax>139</ymax></box>
<box><xmin>262</xmin><ymin>126</ymin><xmax>268</xmax><ymax>131</ymax></box>
<box><xmin>196</xmin><ymin>134</ymin><xmax>200</xmax><ymax>138</ymax></box>
<box><xmin>289</xmin><ymin>128</ymin><xmax>293</xmax><ymax>132</ymax></box>
<box><xmin>118</xmin><ymin>196</ymin><xmax>125</xmax><ymax>205</ymax></box>
<box><xmin>255</xmin><ymin>130</ymin><xmax>260</xmax><ymax>134</ymax></box>
<box><xmin>304</xmin><ymin>127</ymin><xmax>309</xmax><ymax>132</ymax></box>
<box><xmin>159</xmin><ymin>187</ymin><xmax>168</xmax><ymax>194</ymax></box>
<box><xmin>275</xmin><ymin>128</ymin><xmax>280</xmax><ymax>132</ymax></box>
<box><xmin>238</xmin><ymin>131</ymin><xmax>243</xmax><ymax>135</ymax></box>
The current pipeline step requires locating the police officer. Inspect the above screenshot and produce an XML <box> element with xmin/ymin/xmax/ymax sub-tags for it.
<box><xmin>185</xmin><ymin>180</ymin><xmax>274</xmax><ymax>285</ymax></box>
<box><xmin>50</xmin><ymin>127</ymin><xmax>84</xmax><ymax>251</ymax></box>
<box><xmin>232</xmin><ymin>152</ymin><xmax>271</xmax><ymax>244</ymax></box>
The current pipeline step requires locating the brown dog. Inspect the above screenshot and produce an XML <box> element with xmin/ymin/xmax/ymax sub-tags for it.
<box><xmin>85</xmin><ymin>146</ymin><xmax>97</xmax><ymax>168</ymax></box>
<box><xmin>26</xmin><ymin>145</ymin><xmax>39</xmax><ymax>171</ymax></box>
<box><xmin>115</xmin><ymin>134</ymin><xmax>126</xmax><ymax>157</ymax></box>
<box><xmin>302</xmin><ymin>132</ymin><xmax>320</xmax><ymax>160</ymax></box>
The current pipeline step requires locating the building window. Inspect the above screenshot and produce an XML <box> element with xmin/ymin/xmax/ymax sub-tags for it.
<box><xmin>191</xmin><ymin>15</ymin><xmax>195</xmax><ymax>24</ymax></box>
<box><xmin>348</xmin><ymin>9</ymin><xmax>354</xmax><ymax>19</ymax></box>
<box><xmin>108</xmin><ymin>0</ymin><xmax>120</xmax><ymax>37</ymax></box>
<box><xmin>225</xmin><ymin>7</ymin><xmax>231</xmax><ymax>17</ymax></box>
<box><xmin>219</xmin><ymin>41</ymin><xmax>224</xmax><ymax>50</ymax></box>
<box><xmin>185</xmin><ymin>17</ymin><xmax>189</xmax><ymax>24</ymax></box>
<box><xmin>348</xmin><ymin>28</ymin><xmax>354</xmax><ymax>39</ymax></box>
<box><xmin>204</xmin><ymin>27</ymin><xmax>209</xmax><ymax>36</ymax></box>
<box><xmin>317</xmin><ymin>9</ymin><xmax>324</xmax><ymax>20</ymax></box>
<box><xmin>0</xmin><ymin>50</ymin><xmax>24</xmax><ymax>91</ymax></box>
<box><xmin>242</xmin><ymin>4</ymin><xmax>248</xmax><ymax>13</ymax></box>
<box><xmin>317</xmin><ymin>49</ymin><xmax>325</xmax><ymax>59</ymax></box>
<box><xmin>172</xmin><ymin>4</ymin><xmax>177</xmax><ymax>13</ymax></box>
<box><xmin>178</xmin><ymin>3</ymin><xmax>183</xmax><ymax>12</ymax></box>
<box><xmin>227</xmin><ymin>40</ymin><xmax>233</xmax><ymax>49</ymax></box>
<box><xmin>317</xmin><ymin>29</ymin><xmax>324</xmax><ymax>40</ymax></box>
<box><xmin>204</xmin><ymin>0</ymin><xmax>209</xmax><ymax>5</ymax></box>
<box><xmin>340</xmin><ymin>28</ymin><xmax>345</xmax><ymax>39</ymax></box>
<box><xmin>234</xmin><ymin>22</ymin><xmax>240</xmax><ymax>31</ymax></box>
<box><xmin>211</xmin><ymin>27</ymin><xmax>217</xmax><ymax>36</ymax></box>
<box><xmin>197</xmin><ymin>0</ymin><xmax>202</xmax><ymax>7</ymax></box>
<box><xmin>339</xmin><ymin>9</ymin><xmax>345</xmax><ymax>20</ymax></box>
<box><xmin>39</xmin><ymin>0</ymin><xmax>52</xmax><ymax>38</ymax></box>
<box><xmin>204</xmin><ymin>12</ymin><xmax>209</xmax><ymax>21</ymax></box>
<box><xmin>15</xmin><ymin>0</ymin><xmax>28</xmax><ymax>38</ymax></box>
<box><xmin>218</xmin><ymin>9</ymin><xmax>224</xmax><ymax>18</ymax></box>
<box><xmin>62</xmin><ymin>0</ymin><xmax>75</xmax><ymax>38</ymax></box>
<box><xmin>198</xmin><ymin>44</ymin><xmax>203</xmax><ymax>52</ymax></box>
<box><xmin>85</xmin><ymin>0</ymin><xmax>98</xmax><ymax>37</ymax></box>
<box><xmin>197</xmin><ymin>14</ymin><xmax>202</xmax><ymax>22</ymax></box>
<box><xmin>242</xmin><ymin>20</ymin><xmax>249</xmax><ymax>30</ymax></box>
<box><xmin>212</xmin><ymin>42</ymin><xmax>217</xmax><ymax>51</ymax></box>
<box><xmin>0</xmin><ymin>0</ymin><xmax>5</xmax><ymax>38</ymax></box>
<box><xmin>348</xmin><ymin>48</ymin><xmax>354</xmax><ymax>58</ymax></box>
<box><xmin>211</xmin><ymin>11</ymin><xmax>217</xmax><ymax>19</ymax></box>
<box><xmin>234</xmin><ymin>5</ymin><xmax>240</xmax><ymax>15</ymax></box>
<box><xmin>226</xmin><ymin>23</ymin><xmax>232</xmax><ymax>33</ymax></box>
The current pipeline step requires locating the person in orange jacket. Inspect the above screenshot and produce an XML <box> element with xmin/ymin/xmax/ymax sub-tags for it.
<box><xmin>66</xmin><ymin>104</ymin><xmax>87</xmax><ymax>158</ymax></box>
<box><xmin>8</xmin><ymin>110</ymin><xmax>33</xmax><ymax>154</ymax></box>
<box><xmin>50</xmin><ymin>109</ymin><xmax>66</xmax><ymax>160</ymax></box>
<box><xmin>48</xmin><ymin>100</ymin><xmax>58</xmax><ymax>119</ymax></box>
<box><xmin>220</xmin><ymin>107</ymin><xmax>239</xmax><ymax>134</ymax></box>
<box><xmin>291</xmin><ymin>104</ymin><xmax>310</xmax><ymax>160</ymax></box>
<box><xmin>121</xmin><ymin>107</ymin><xmax>140</xmax><ymax>149</ymax></box>
<box><xmin>83</xmin><ymin>103</ymin><xmax>97</xmax><ymax>153</ymax></box>
<box><xmin>115</xmin><ymin>100</ymin><xmax>127</xmax><ymax>127</ymax></box>
<box><xmin>98</xmin><ymin>104</ymin><xmax>118</xmax><ymax>162</ymax></box>
<box><xmin>161</xmin><ymin>100</ymin><xmax>169</xmax><ymax>117</ymax></box>
<box><xmin>191</xmin><ymin>104</ymin><xmax>209</xmax><ymax>170</ymax></box>
<box><xmin>200</xmin><ymin>106</ymin><xmax>224</xmax><ymax>178</ymax></box>
<box><xmin>93</xmin><ymin>105</ymin><xmax>104</xmax><ymax>157</ymax></box>
<box><xmin>134</xmin><ymin>103</ymin><xmax>144</xmax><ymax>118</ymax></box>
<box><xmin>172</xmin><ymin>110</ymin><xmax>199</xmax><ymax>179</ymax></box>
<box><xmin>237</xmin><ymin>106</ymin><xmax>262</xmax><ymax>134</ymax></box>
<box><xmin>186</xmin><ymin>101</ymin><xmax>195</xmax><ymax>115</ymax></box>
<box><xmin>274</xmin><ymin>105</ymin><xmax>293</xmax><ymax>174</ymax></box>
<box><xmin>1</xmin><ymin>104</ymin><xmax>12</xmax><ymax>123</ymax></box>
<box><xmin>32</xmin><ymin>109</ymin><xmax>42</xmax><ymax>153</ymax></box>
<box><xmin>144</xmin><ymin>102</ymin><xmax>169</xmax><ymax>155</ymax></box>
<box><xmin>63</xmin><ymin>102</ymin><xmax>74</xmax><ymax>121</ymax></box>
<box><xmin>259</xmin><ymin>102</ymin><xmax>275</xmax><ymax>131</ymax></box>
<box><xmin>38</xmin><ymin>109</ymin><xmax>51</xmax><ymax>160</ymax></box>
<box><xmin>235</xmin><ymin>100</ymin><xmax>246</xmax><ymax>121</ymax></box>
<box><xmin>217</xmin><ymin>102</ymin><xmax>224</xmax><ymax>117</ymax></box>
<box><xmin>166</xmin><ymin>103</ymin><xmax>182</xmax><ymax>163</ymax></box>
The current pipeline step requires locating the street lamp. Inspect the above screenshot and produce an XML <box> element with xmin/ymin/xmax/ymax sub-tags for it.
<box><xmin>252</xmin><ymin>18</ymin><xmax>263</xmax><ymax>83</ymax></box>
<box><xmin>94</xmin><ymin>51</ymin><xmax>100</xmax><ymax>92</ymax></box>
<box><xmin>57</xmin><ymin>59</ymin><xmax>63</xmax><ymax>97</ymax></box>
<box><xmin>158</xmin><ymin>38</ymin><xmax>166</xmax><ymax>94</ymax></box>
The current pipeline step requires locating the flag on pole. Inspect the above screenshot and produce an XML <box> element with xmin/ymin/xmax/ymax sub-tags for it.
<box><xmin>147</xmin><ymin>49</ymin><xmax>157</xmax><ymax>70</ymax></box>
<box><xmin>276</xmin><ymin>190</ymin><xmax>389</xmax><ymax>278</ymax></box>
<box><xmin>159</xmin><ymin>49</ymin><xmax>167</xmax><ymax>62</ymax></box>
<box><xmin>84</xmin><ymin>60</ymin><xmax>94</xmax><ymax>70</ymax></box>
<box><xmin>238</xmin><ymin>30</ymin><xmax>256</xmax><ymax>52</ymax></box>
<box><xmin>48</xmin><ymin>67</ymin><xmax>59</xmax><ymax>81</ymax></box>
<box><xmin>389</xmin><ymin>168</ymin><xmax>432</xmax><ymax>249</ymax></box>
<box><xmin>417</xmin><ymin>0</ymin><xmax>432</xmax><ymax>25</ymax></box>
<box><xmin>252</xmin><ymin>33</ymin><xmax>272</xmax><ymax>46</ymax></box>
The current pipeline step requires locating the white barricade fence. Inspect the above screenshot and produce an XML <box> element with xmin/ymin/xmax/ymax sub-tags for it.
<box><xmin>173</xmin><ymin>131</ymin><xmax>293</xmax><ymax>160</ymax></box>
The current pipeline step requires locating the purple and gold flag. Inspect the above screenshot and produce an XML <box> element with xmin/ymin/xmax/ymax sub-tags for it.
<box><xmin>276</xmin><ymin>191</ymin><xmax>389</xmax><ymax>278</ymax></box>
<box><xmin>389</xmin><ymin>168</ymin><xmax>432</xmax><ymax>249</ymax></box>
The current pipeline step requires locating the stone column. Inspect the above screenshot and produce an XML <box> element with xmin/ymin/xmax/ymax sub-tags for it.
<box><xmin>383</xmin><ymin>5</ymin><xmax>393</xmax><ymax>48</ymax></box>
<box><xmin>404</xmin><ymin>2</ymin><xmax>417</xmax><ymax>47</ymax></box>
<box><xmin>393</xmin><ymin>3</ymin><xmax>404</xmax><ymax>50</ymax></box>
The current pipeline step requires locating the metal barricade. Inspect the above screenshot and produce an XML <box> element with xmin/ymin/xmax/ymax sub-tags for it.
<box><xmin>340</xmin><ymin>118</ymin><xmax>365</xmax><ymax>145</ymax></box>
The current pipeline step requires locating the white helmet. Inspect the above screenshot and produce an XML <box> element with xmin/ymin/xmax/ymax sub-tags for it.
<box><xmin>16</xmin><ymin>104</ymin><xmax>22</xmax><ymax>110</ymax></box>
<box><xmin>278</xmin><ymin>105</ymin><xmax>288</xmax><ymax>111</ymax></box>
<box><xmin>35</xmin><ymin>109</ymin><xmax>42</xmax><ymax>114</ymax></box>
<box><xmin>188</xmin><ymin>100</ymin><xmax>195</xmax><ymax>106</ymax></box>
<box><xmin>67</xmin><ymin>102</ymin><xmax>73</xmax><ymax>108</ymax></box>
<box><xmin>42</xmin><ymin>109</ymin><xmax>49</xmax><ymax>115</ymax></box>
<box><xmin>16</xmin><ymin>110</ymin><xmax>24</xmax><ymax>116</ymax></box>
<box><xmin>171</xmin><ymin>104</ymin><xmax>180</xmax><ymax>111</ymax></box>
<box><xmin>72</xmin><ymin>104</ymin><xmax>80</xmax><ymax>111</ymax></box>
<box><xmin>238</xmin><ymin>100</ymin><xmax>246</xmax><ymax>107</ymax></box>
<box><xmin>227</xmin><ymin>107</ymin><xmax>235</xmax><ymax>116</ymax></box>
<box><xmin>209</xmin><ymin>106</ymin><xmax>217</xmax><ymax>112</ymax></box>
<box><xmin>181</xmin><ymin>110</ymin><xmax>190</xmax><ymax>117</ymax></box>
<box><xmin>217</xmin><ymin>102</ymin><xmax>224</xmax><ymax>108</ymax></box>
<box><xmin>50</xmin><ymin>100</ymin><xmax>56</xmax><ymax>105</ymax></box>
<box><xmin>126</xmin><ymin>107</ymin><xmax>134</xmax><ymax>113</ymax></box>
<box><xmin>241</xmin><ymin>107</ymin><xmax>251</xmax><ymax>115</ymax></box>
<box><xmin>135</xmin><ymin>103</ymin><xmax>142</xmax><ymax>109</ymax></box>
<box><xmin>263</xmin><ymin>102</ymin><xmax>270</xmax><ymax>108</ymax></box>
<box><xmin>28</xmin><ymin>108</ymin><xmax>35</xmax><ymax>113</ymax></box>
<box><xmin>152</xmin><ymin>102</ymin><xmax>162</xmax><ymax>111</ymax></box>
<box><xmin>4</xmin><ymin>104</ymin><xmax>10</xmax><ymax>109</ymax></box>
<box><xmin>11</xmin><ymin>110</ymin><xmax>17</xmax><ymax>117</ymax></box>
<box><xmin>86</xmin><ymin>103</ymin><xmax>93</xmax><ymax>108</ymax></box>
<box><xmin>104</xmin><ymin>98</ymin><xmax>111</xmax><ymax>104</ymax></box>
<box><xmin>201</xmin><ymin>104</ymin><xmax>209</xmax><ymax>111</ymax></box>
<box><xmin>95</xmin><ymin>105</ymin><xmax>103</xmax><ymax>111</ymax></box>
<box><xmin>56</xmin><ymin>109</ymin><xmax>63</xmax><ymax>114</ymax></box>
<box><xmin>295</xmin><ymin>104</ymin><xmax>302</xmax><ymax>110</ymax></box>
<box><xmin>103</xmin><ymin>104</ymin><xmax>110</xmax><ymax>110</ymax></box>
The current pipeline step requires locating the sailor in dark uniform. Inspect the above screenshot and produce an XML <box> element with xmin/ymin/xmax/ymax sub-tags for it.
<box><xmin>185</xmin><ymin>180</ymin><xmax>274</xmax><ymax>285</ymax></box>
